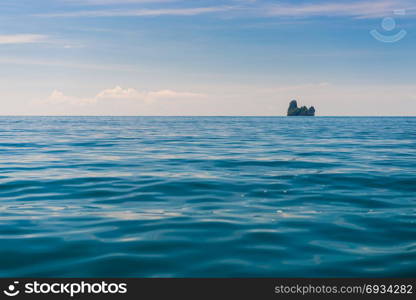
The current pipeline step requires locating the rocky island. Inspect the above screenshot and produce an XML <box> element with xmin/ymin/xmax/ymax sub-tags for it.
<box><xmin>287</xmin><ymin>100</ymin><xmax>315</xmax><ymax>116</ymax></box>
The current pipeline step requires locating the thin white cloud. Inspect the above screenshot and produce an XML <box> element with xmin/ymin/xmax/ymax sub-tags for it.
<box><xmin>0</xmin><ymin>57</ymin><xmax>135</xmax><ymax>71</ymax></box>
<box><xmin>38</xmin><ymin>1</ymin><xmax>416</xmax><ymax>19</ymax></box>
<box><xmin>0</xmin><ymin>34</ymin><xmax>83</xmax><ymax>49</ymax></box>
<box><xmin>63</xmin><ymin>0</ymin><xmax>175</xmax><ymax>5</ymax></box>
<box><xmin>0</xmin><ymin>34</ymin><xmax>47</xmax><ymax>45</ymax></box>
<box><xmin>263</xmin><ymin>0</ymin><xmax>414</xmax><ymax>19</ymax></box>
<box><xmin>37</xmin><ymin>6</ymin><xmax>233</xmax><ymax>17</ymax></box>
<box><xmin>38</xmin><ymin>86</ymin><xmax>206</xmax><ymax>106</ymax></box>
<box><xmin>147</xmin><ymin>89</ymin><xmax>206</xmax><ymax>101</ymax></box>
<box><xmin>43</xmin><ymin>90</ymin><xmax>97</xmax><ymax>106</ymax></box>
<box><xmin>96</xmin><ymin>86</ymin><xmax>144</xmax><ymax>100</ymax></box>
<box><xmin>96</xmin><ymin>86</ymin><xmax>205</xmax><ymax>102</ymax></box>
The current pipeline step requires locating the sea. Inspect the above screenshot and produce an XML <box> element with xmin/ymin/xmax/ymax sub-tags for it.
<box><xmin>0</xmin><ymin>116</ymin><xmax>415</xmax><ymax>277</ymax></box>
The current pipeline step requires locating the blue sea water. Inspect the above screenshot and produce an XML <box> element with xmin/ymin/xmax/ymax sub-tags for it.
<box><xmin>0</xmin><ymin>116</ymin><xmax>415</xmax><ymax>277</ymax></box>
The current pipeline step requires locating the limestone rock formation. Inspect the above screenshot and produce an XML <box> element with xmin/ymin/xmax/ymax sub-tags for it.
<box><xmin>287</xmin><ymin>100</ymin><xmax>315</xmax><ymax>116</ymax></box>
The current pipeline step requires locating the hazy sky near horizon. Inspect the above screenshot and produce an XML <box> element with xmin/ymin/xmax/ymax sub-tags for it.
<box><xmin>1</xmin><ymin>0</ymin><xmax>415</xmax><ymax>116</ymax></box>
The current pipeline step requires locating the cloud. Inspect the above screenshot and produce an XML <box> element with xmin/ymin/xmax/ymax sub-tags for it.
<box><xmin>41</xmin><ymin>90</ymin><xmax>97</xmax><ymax>106</ymax></box>
<box><xmin>63</xmin><ymin>0</ymin><xmax>175</xmax><ymax>5</ymax></box>
<box><xmin>37</xmin><ymin>0</ymin><xmax>415</xmax><ymax>19</ymax></box>
<box><xmin>37</xmin><ymin>6</ymin><xmax>233</xmax><ymax>17</ymax></box>
<box><xmin>39</xmin><ymin>86</ymin><xmax>206</xmax><ymax>106</ymax></box>
<box><xmin>96</xmin><ymin>86</ymin><xmax>205</xmax><ymax>102</ymax></box>
<box><xmin>0</xmin><ymin>57</ymin><xmax>135</xmax><ymax>71</ymax></box>
<box><xmin>263</xmin><ymin>0</ymin><xmax>414</xmax><ymax>19</ymax></box>
<box><xmin>96</xmin><ymin>86</ymin><xmax>145</xmax><ymax>100</ymax></box>
<box><xmin>147</xmin><ymin>89</ymin><xmax>207</xmax><ymax>100</ymax></box>
<box><xmin>0</xmin><ymin>34</ymin><xmax>47</xmax><ymax>44</ymax></box>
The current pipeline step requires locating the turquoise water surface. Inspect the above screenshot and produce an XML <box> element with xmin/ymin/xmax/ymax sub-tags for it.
<box><xmin>0</xmin><ymin>117</ymin><xmax>415</xmax><ymax>277</ymax></box>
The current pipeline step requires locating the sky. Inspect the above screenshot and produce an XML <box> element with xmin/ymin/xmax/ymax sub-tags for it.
<box><xmin>0</xmin><ymin>0</ymin><xmax>415</xmax><ymax>116</ymax></box>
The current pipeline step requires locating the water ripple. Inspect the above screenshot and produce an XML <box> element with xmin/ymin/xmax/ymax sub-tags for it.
<box><xmin>0</xmin><ymin>117</ymin><xmax>415</xmax><ymax>277</ymax></box>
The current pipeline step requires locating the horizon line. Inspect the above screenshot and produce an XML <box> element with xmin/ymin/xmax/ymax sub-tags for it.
<box><xmin>0</xmin><ymin>115</ymin><xmax>415</xmax><ymax>118</ymax></box>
